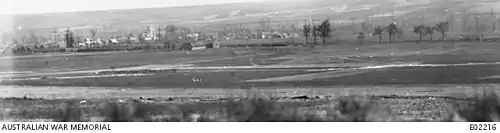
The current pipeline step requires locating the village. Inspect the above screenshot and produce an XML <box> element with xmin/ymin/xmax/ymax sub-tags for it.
<box><xmin>2</xmin><ymin>23</ymin><xmax>304</xmax><ymax>56</ymax></box>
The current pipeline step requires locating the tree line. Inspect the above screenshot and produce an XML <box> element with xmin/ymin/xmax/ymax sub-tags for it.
<box><xmin>413</xmin><ymin>22</ymin><xmax>450</xmax><ymax>43</ymax></box>
<box><xmin>302</xmin><ymin>20</ymin><xmax>333</xmax><ymax>45</ymax></box>
<box><xmin>11</xmin><ymin>18</ymin><xmax>453</xmax><ymax>52</ymax></box>
<box><xmin>368</xmin><ymin>21</ymin><xmax>450</xmax><ymax>44</ymax></box>
<box><xmin>299</xmin><ymin>20</ymin><xmax>451</xmax><ymax>45</ymax></box>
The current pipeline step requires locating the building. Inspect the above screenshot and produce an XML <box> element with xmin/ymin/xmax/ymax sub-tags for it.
<box><xmin>180</xmin><ymin>41</ymin><xmax>208</xmax><ymax>50</ymax></box>
<box><xmin>212</xmin><ymin>40</ymin><xmax>221</xmax><ymax>48</ymax></box>
<box><xmin>84</xmin><ymin>38</ymin><xmax>104</xmax><ymax>48</ymax></box>
<box><xmin>143</xmin><ymin>25</ymin><xmax>159</xmax><ymax>41</ymax></box>
<box><xmin>191</xmin><ymin>41</ymin><xmax>207</xmax><ymax>50</ymax></box>
<box><xmin>77</xmin><ymin>42</ymin><xmax>86</xmax><ymax>48</ymax></box>
<box><xmin>206</xmin><ymin>40</ymin><xmax>220</xmax><ymax>48</ymax></box>
<box><xmin>109</xmin><ymin>39</ymin><xmax>119</xmax><ymax>45</ymax></box>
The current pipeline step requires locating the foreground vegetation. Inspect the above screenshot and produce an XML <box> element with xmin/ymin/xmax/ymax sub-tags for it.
<box><xmin>1</xmin><ymin>88</ymin><xmax>499</xmax><ymax>122</ymax></box>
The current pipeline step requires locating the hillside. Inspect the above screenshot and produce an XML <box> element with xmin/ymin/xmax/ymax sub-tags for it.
<box><xmin>7</xmin><ymin>0</ymin><xmax>500</xmax><ymax>38</ymax></box>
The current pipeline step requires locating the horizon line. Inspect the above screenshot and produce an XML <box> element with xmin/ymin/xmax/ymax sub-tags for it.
<box><xmin>6</xmin><ymin>0</ymin><xmax>268</xmax><ymax>16</ymax></box>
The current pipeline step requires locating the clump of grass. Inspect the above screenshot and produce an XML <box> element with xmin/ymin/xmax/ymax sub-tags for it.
<box><xmin>327</xmin><ymin>96</ymin><xmax>397</xmax><ymax>122</ymax></box>
<box><xmin>447</xmin><ymin>89</ymin><xmax>500</xmax><ymax>122</ymax></box>
<box><xmin>191</xmin><ymin>95</ymin><xmax>396</xmax><ymax>122</ymax></box>
<box><xmin>51</xmin><ymin>101</ymin><xmax>85</xmax><ymax>122</ymax></box>
<box><xmin>98</xmin><ymin>100</ymin><xmax>153</xmax><ymax>122</ymax></box>
<box><xmin>159</xmin><ymin>95</ymin><xmax>324</xmax><ymax>122</ymax></box>
<box><xmin>4</xmin><ymin>94</ymin><xmax>449</xmax><ymax>122</ymax></box>
<box><xmin>222</xmin><ymin>97</ymin><xmax>291</xmax><ymax>122</ymax></box>
<box><xmin>22</xmin><ymin>96</ymin><xmax>385</xmax><ymax>122</ymax></box>
<box><xmin>50</xmin><ymin>99</ymin><xmax>157</xmax><ymax>122</ymax></box>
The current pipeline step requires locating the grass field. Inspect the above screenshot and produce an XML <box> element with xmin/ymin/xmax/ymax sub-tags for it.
<box><xmin>3</xmin><ymin>41</ymin><xmax>500</xmax><ymax>122</ymax></box>
<box><xmin>5</xmin><ymin>42</ymin><xmax>500</xmax><ymax>88</ymax></box>
<box><xmin>0</xmin><ymin>47</ymin><xmax>279</xmax><ymax>73</ymax></box>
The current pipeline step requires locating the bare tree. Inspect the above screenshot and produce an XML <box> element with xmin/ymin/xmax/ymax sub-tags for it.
<box><xmin>28</xmin><ymin>30</ymin><xmax>38</xmax><ymax>46</ymax></box>
<box><xmin>157</xmin><ymin>27</ymin><xmax>162</xmax><ymax>40</ymax></box>
<box><xmin>52</xmin><ymin>29</ymin><xmax>58</xmax><ymax>43</ymax></box>
<box><xmin>302</xmin><ymin>24</ymin><xmax>311</xmax><ymax>44</ymax></box>
<box><xmin>312</xmin><ymin>24</ymin><xmax>320</xmax><ymax>45</ymax></box>
<box><xmin>138</xmin><ymin>33</ymin><xmax>145</xmax><ymax>44</ymax></box>
<box><xmin>167</xmin><ymin>25</ymin><xmax>179</xmax><ymax>49</ymax></box>
<box><xmin>424</xmin><ymin>26</ymin><xmax>435</xmax><ymax>40</ymax></box>
<box><xmin>396</xmin><ymin>28</ymin><xmax>404</xmax><ymax>40</ymax></box>
<box><xmin>462</xmin><ymin>14</ymin><xmax>469</xmax><ymax>32</ymax></box>
<box><xmin>413</xmin><ymin>25</ymin><xmax>425</xmax><ymax>43</ymax></box>
<box><xmin>361</xmin><ymin>22</ymin><xmax>368</xmax><ymax>33</ymax></box>
<box><xmin>21</xmin><ymin>36</ymin><xmax>27</xmax><ymax>45</ymax></box>
<box><xmin>165</xmin><ymin>24</ymin><xmax>177</xmax><ymax>41</ymax></box>
<box><xmin>474</xmin><ymin>16</ymin><xmax>480</xmax><ymax>33</ymax></box>
<box><xmin>156</xmin><ymin>27</ymin><xmax>162</xmax><ymax>49</ymax></box>
<box><xmin>127</xmin><ymin>33</ymin><xmax>134</xmax><ymax>44</ymax></box>
<box><xmin>373</xmin><ymin>26</ymin><xmax>384</xmax><ymax>44</ymax></box>
<box><xmin>259</xmin><ymin>17</ymin><xmax>269</xmax><ymax>32</ymax></box>
<box><xmin>290</xmin><ymin>23</ymin><xmax>297</xmax><ymax>32</ymax></box>
<box><xmin>65</xmin><ymin>28</ymin><xmax>75</xmax><ymax>48</ymax></box>
<box><xmin>181</xmin><ymin>27</ymin><xmax>191</xmax><ymax>34</ymax></box>
<box><xmin>318</xmin><ymin>20</ymin><xmax>332</xmax><ymax>44</ymax></box>
<box><xmin>163</xmin><ymin>26</ymin><xmax>170</xmax><ymax>40</ymax></box>
<box><xmin>0</xmin><ymin>32</ymin><xmax>6</xmax><ymax>44</ymax></box>
<box><xmin>387</xmin><ymin>23</ymin><xmax>398</xmax><ymax>44</ymax></box>
<box><xmin>90</xmin><ymin>28</ymin><xmax>98</xmax><ymax>43</ymax></box>
<box><xmin>435</xmin><ymin>22</ymin><xmax>449</xmax><ymax>40</ymax></box>
<box><xmin>474</xmin><ymin>16</ymin><xmax>486</xmax><ymax>44</ymax></box>
<box><xmin>349</xmin><ymin>17</ymin><xmax>357</xmax><ymax>30</ymax></box>
<box><xmin>358</xmin><ymin>32</ymin><xmax>366</xmax><ymax>44</ymax></box>
<box><xmin>168</xmin><ymin>25</ymin><xmax>177</xmax><ymax>33</ymax></box>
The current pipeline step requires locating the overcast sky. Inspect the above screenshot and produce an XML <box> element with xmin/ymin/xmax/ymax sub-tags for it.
<box><xmin>1</xmin><ymin>0</ymin><xmax>269</xmax><ymax>15</ymax></box>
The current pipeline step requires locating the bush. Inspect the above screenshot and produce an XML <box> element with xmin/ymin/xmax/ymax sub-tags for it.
<box><xmin>447</xmin><ymin>89</ymin><xmax>500</xmax><ymax>122</ymax></box>
<box><xmin>51</xmin><ymin>101</ymin><xmax>85</xmax><ymax>122</ymax></box>
<box><xmin>99</xmin><ymin>100</ymin><xmax>153</xmax><ymax>122</ymax></box>
<box><xmin>9</xmin><ymin>90</ymin><xmax>500</xmax><ymax>122</ymax></box>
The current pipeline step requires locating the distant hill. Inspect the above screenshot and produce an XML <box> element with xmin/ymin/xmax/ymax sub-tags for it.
<box><xmin>7</xmin><ymin>0</ymin><xmax>500</xmax><ymax>38</ymax></box>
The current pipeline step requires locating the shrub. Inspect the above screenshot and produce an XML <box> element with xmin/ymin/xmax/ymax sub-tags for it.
<box><xmin>12</xmin><ymin>90</ymin><xmax>500</xmax><ymax>122</ymax></box>
<box><xmin>52</xmin><ymin>102</ymin><xmax>85</xmax><ymax>122</ymax></box>
<box><xmin>327</xmin><ymin>96</ymin><xmax>397</xmax><ymax>122</ymax></box>
<box><xmin>447</xmin><ymin>89</ymin><xmax>500</xmax><ymax>122</ymax></box>
<box><xmin>99</xmin><ymin>100</ymin><xmax>153</xmax><ymax>122</ymax></box>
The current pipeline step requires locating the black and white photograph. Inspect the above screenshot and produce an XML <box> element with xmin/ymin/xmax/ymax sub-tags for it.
<box><xmin>1</xmin><ymin>0</ymin><xmax>500</xmax><ymax>123</ymax></box>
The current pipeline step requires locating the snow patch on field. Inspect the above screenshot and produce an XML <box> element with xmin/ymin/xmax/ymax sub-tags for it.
<box><xmin>479</xmin><ymin>75</ymin><xmax>500</xmax><ymax>80</ymax></box>
<box><xmin>5</xmin><ymin>73</ymin><xmax>154</xmax><ymax>81</ymax></box>
<box><xmin>245</xmin><ymin>62</ymin><xmax>500</xmax><ymax>82</ymax></box>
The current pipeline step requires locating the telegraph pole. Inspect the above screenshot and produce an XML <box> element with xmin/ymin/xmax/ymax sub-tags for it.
<box><xmin>491</xmin><ymin>9</ymin><xmax>497</xmax><ymax>32</ymax></box>
<box><xmin>52</xmin><ymin>29</ymin><xmax>58</xmax><ymax>43</ymax></box>
<box><xmin>350</xmin><ymin>17</ymin><xmax>356</xmax><ymax>30</ymax></box>
<box><xmin>474</xmin><ymin>15</ymin><xmax>484</xmax><ymax>44</ymax></box>
<box><xmin>449</xmin><ymin>12</ymin><xmax>455</xmax><ymax>32</ymax></box>
<box><xmin>462</xmin><ymin>12</ymin><xmax>469</xmax><ymax>32</ymax></box>
<box><xmin>475</xmin><ymin>15</ymin><xmax>480</xmax><ymax>33</ymax></box>
<box><xmin>391</xmin><ymin>7</ymin><xmax>396</xmax><ymax>24</ymax></box>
